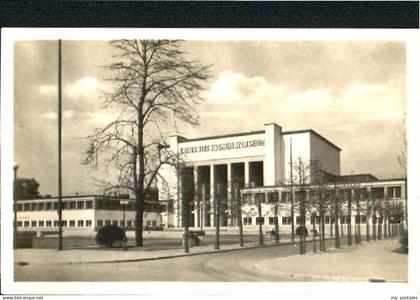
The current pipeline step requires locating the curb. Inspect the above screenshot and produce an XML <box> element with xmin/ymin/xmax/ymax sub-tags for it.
<box><xmin>14</xmin><ymin>237</ymin><xmax>340</xmax><ymax>266</ymax></box>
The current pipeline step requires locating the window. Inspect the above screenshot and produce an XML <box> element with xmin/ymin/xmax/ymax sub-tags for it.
<box><xmin>24</xmin><ymin>203</ymin><xmax>30</xmax><ymax>211</ymax></box>
<box><xmin>96</xmin><ymin>200</ymin><xmax>103</xmax><ymax>209</ymax></box>
<box><xmin>31</xmin><ymin>221</ymin><xmax>37</xmax><ymax>227</ymax></box>
<box><xmin>61</xmin><ymin>202</ymin><xmax>68</xmax><ymax>210</ymax></box>
<box><xmin>38</xmin><ymin>203</ymin><xmax>45</xmax><ymax>211</ymax></box>
<box><xmin>127</xmin><ymin>220</ymin><xmax>132</xmax><ymax>227</ymax></box>
<box><xmin>77</xmin><ymin>201</ymin><xmax>84</xmax><ymax>209</ymax></box>
<box><xmin>54</xmin><ymin>220</ymin><xmax>59</xmax><ymax>227</ymax></box>
<box><xmin>268</xmin><ymin>192</ymin><xmax>279</xmax><ymax>203</ymax></box>
<box><xmin>30</xmin><ymin>203</ymin><xmax>37</xmax><ymax>211</ymax></box>
<box><xmin>112</xmin><ymin>220</ymin><xmax>118</xmax><ymax>226</ymax></box>
<box><xmin>69</xmin><ymin>220</ymin><xmax>76</xmax><ymax>227</ymax></box>
<box><xmin>280</xmin><ymin>192</ymin><xmax>291</xmax><ymax>203</ymax></box>
<box><xmin>255</xmin><ymin>193</ymin><xmax>266</xmax><ymax>204</ymax></box>
<box><xmin>97</xmin><ymin>220</ymin><xmax>103</xmax><ymax>227</ymax></box>
<box><xmin>243</xmin><ymin>217</ymin><xmax>252</xmax><ymax>225</ymax></box>
<box><xmin>355</xmin><ymin>215</ymin><xmax>367</xmax><ymax>224</ymax></box>
<box><xmin>46</xmin><ymin>202</ymin><xmax>52</xmax><ymax>210</ymax></box>
<box><xmin>62</xmin><ymin>220</ymin><xmax>67</xmax><ymax>227</ymax></box>
<box><xmin>17</xmin><ymin>204</ymin><xmax>23</xmax><ymax>211</ymax></box>
<box><xmin>282</xmin><ymin>216</ymin><xmax>292</xmax><ymax>225</ymax></box>
<box><xmin>296</xmin><ymin>216</ymin><xmax>305</xmax><ymax>225</ymax></box>
<box><xmin>53</xmin><ymin>202</ymin><xmax>58</xmax><ymax>210</ymax></box>
<box><xmin>152</xmin><ymin>220</ymin><xmax>157</xmax><ymax>227</ymax></box>
<box><xmin>86</xmin><ymin>220</ymin><xmax>92</xmax><ymax>227</ymax></box>
<box><xmin>243</xmin><ymin>194</ymin><xmax>253</xmax><ymax>205</ymax></box>
<box><xmin>256</xmin><ymin>217</ymin><xmax>265</xmax><ymax>225</ymax></box>
<box><xmin>69</xmin><ymin>202</ymin><xmax>76</xmax><ymax>210</ymax></box>
<box><xmin>310</xmin><ymin>216</ymin><xmax>320</xmax><ymax>225</ymax></box>
<box><xmin>269</xmin><ymin>217</ymin><xmax>278</xmax><ymax>225</ymax></box>
<box><xmin>355</xmin><ymin>188</ymin><xmax>368</xmax><ymax>201</ymax></box>
<box><xmin>105</xmin><ymin>220</ymin><xmax>111</xmax><ymax>226</ymax></box>
<box><xmin>388</xmin><ymin>186</ymin><xmax>402</xmax><ymax>199</ymax></box>
<box><xmin>24</xmin><ymin>221</ymin><xmax>30</xmax><ymax>227</ymax></box>
<box><xmin>78</xmin><ymin>220</ymin><xmax>84</xmax><ymax>227</ymax></box>
<box><xmin>120</xmin><ymin>220</ymin><xmax>125</xmax><ymax>227</ymax></box>
<box><xmin>86</xmin><ymin>201</ymin><xmax>93</xmax><ymax>209</ymax></box>
<box><xmin>17</xmin><ymin>221</ymin><xmax>23</xmax><ymax>227</ymax></box>
<box><xmin>46</xmin><ymin>221</ymin><xmax>52</xmax><ymax>227</ymax></box>
<box><xmin>38</xmin><ymin>220</ymin><xmax>44</xmax><ymax>227</ymax></box>
<box><xmin>325</xmin><ymin>216</ymin><xmax>330</xmax><ymax>224</ymax></box>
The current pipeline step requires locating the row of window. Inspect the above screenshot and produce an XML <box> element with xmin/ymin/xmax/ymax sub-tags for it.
<box><xmin>16</xmin><ymin>201</ymin><xmax>93</xmax><ymax>212</ymax></box>
<box><xmin>17</xmin><ymin>219</ymin><xmax>159</xmax><ymax>228</ymax></box>
<box><xmin>17</xmin><ymin>200</ymin><xmax>163</xmax><ymax>213</ymax></box>
<box><xmin>242</xmin><ymin>186</ymin><xmax>402</xmax><ymax>205</ymax></box>
<box><xmin>17</xmin><ymin>220</ymin><xmax>93</xmax><ymax>228</ymax></box>
<box><xmin>241</xmin><ymin>215</ymin><xmax>383</xmax><ymax>226</ymax></box>
<box><xmin>96</xmin><ymin>220</ymin><xmax>134</xmax><ymax>227</ymax></box>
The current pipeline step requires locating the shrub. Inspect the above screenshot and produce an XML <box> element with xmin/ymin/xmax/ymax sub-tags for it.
<box><xmin>399</xmin><ymin>230</ymin><xmax>408</xmax><ymax>253</ymax></box>
<box><xmin>95</xmin><ymin>225</ymin><xmax>127</xmax><ymax>248</ymax></box>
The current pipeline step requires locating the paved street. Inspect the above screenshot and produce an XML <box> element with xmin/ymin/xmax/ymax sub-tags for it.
<box><xmin>14</xmin><ymin>238</ymin><xmax>406</xmax><ymax>282</ymax></box>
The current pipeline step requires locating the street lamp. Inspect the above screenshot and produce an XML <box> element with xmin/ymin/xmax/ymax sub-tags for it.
<box><xmin>13</xmin><ymin>162</ymin><xmax>19</xmax><ymax>249</ymax></box>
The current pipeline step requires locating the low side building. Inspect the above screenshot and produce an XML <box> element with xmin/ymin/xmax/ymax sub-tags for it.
<box><xmin>240</xmin><ymin>177</ymin><xmax>407</xmax><ymax>236</ymax></box>
<box><xmin>16</xmin><ymin>195</ymin><xmax>166</xmax><ymax>236</ymax></box>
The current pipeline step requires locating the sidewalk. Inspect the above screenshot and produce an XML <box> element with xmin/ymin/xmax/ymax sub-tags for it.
<box><xmin>253</xmin><ymin>239</ymin><xmax>407</xmax><ymax>282</ymax></box>
<box><xmin>15</xmin><ymin>237</ymin><xmax>292</xmax><ymax>265</ymax></box>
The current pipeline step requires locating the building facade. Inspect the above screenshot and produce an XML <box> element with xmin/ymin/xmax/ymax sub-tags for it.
<box><xmin>16</xmin><ymin>195</ymin><xmax>168</xmax><ymax>235</ymax></box>
<box><xmin>162</xmin><ymin>123</ymin><xmax>406</xmax><ymax>232</ymax></box>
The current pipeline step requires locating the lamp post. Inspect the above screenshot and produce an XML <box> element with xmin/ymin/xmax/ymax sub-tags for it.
<box><xmin>13</xmin><ymin>163</ymin><xmax>19</xmax><ymax>249</ymax></box>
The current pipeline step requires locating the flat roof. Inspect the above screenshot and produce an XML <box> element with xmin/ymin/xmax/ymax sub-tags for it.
<box><xmin>180</xmin><ymin>130</ymin><xmax>265</xmax><ymax>143</ymax></box>
<box><xmin>178</xmin><ymin>128</ymin><xmax>341</xmax><ymax>151</ymax></box>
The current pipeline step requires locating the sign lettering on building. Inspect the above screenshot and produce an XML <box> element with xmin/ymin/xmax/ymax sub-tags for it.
<box><xmin>180</xmin><ymin>139</ymin><xmax>265</xmax><ymax>154</ymax></box>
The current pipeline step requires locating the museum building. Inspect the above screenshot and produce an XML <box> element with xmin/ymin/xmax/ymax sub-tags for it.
<box><xmin>165</xmin><ymin>123</ymin><xmax>406</xmax><ymax>233</ymax></box>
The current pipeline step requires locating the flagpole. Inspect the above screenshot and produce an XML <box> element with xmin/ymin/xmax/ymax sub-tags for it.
<box><xmin>58</xmin><ymin>39</ymin><xmax>63</xmax><ymax>251</ymax></box>
<box><xmin>290</xmin><ymin>138</ymin><xmax>295</xmax><ymax>244</ymax></box>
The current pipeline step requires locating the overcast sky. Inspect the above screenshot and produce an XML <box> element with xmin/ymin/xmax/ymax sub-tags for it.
<box><xmin>14</xmin><ymin>40</ymin><xmax>406</xmax><ymax>196</ymax></box>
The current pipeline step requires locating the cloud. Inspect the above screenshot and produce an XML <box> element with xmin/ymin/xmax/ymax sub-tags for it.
<box><xmin>38</xmin><ymin>76</ymin><xmax>108</xmax><ymax>105</ymax></box>
<box><xmin>201</xmin><ymin>71</ymin><xmax>404</xmax><ymax>125</ymax></box>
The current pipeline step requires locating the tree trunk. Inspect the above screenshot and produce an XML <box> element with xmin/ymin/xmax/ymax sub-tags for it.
<box><xmin>366</xmin><ymin>216</ymin><xmax>370</xmax><ymax>242</ymax></box>
<box><xmin>347</xmin><ymin>196</ymin><xmax>352</xmax><ymax>246</ymax></box>
<box><xmin>320</xmin><ymin>212</ymin><xmax>326</xmax><ymax>251</ymax></box>
<box><xmin>372</xmin><ymin>212</ymin><xmax>377</xmax><ymax>240</ymax></box>
<box><xmin>378</xmin><ymin>216</ymin><xmax>382</xmax><ymax>240</ymax></box>
<box><xmin>235</xmin><ymin>186</ymin><xmax>244</xmax><ymax>247</ymax></box>
<box><xmin>183</xmin><ymin>189</ymin><xmax>190</xmax><ymax>253</ymax></box>
<box><xmin>334</xmin><ymin>199</ymin><xmax>340</xmax><ymax>248</ymax></box>
<box><xmin>257</xmin><ymin>194</ymin><xmax>264</xmax><ymax>246</ymax></box>
<box><xmin>291</xmin><ymin>190</ymin><xmax>295</xmax><ymax>244</ymax></box>
<box><xmin>312</xmin><ymin>213</ymin><xmax>317</xmax><ymax>253</ymax></box>
<box><xmin>274</xmin><ymin>202</ymin><xmax>280</xmax><ymax>244</ymax></box>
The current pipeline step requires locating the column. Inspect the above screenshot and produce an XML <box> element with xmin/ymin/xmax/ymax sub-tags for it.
<box><xmin>210</xmin><ymin>164</ymin><xmax>215</xmax><ymax>227</ymax></box>
<box><xmin>244</xmin><ymin>161</ymin><xmax>250</xmax><ymax>187</ymax></box>
<box><xmin>193</xmin><ymin>166</ymin><xmax>199</xmax><ymax>228</ymax></box>
<box><xmin>176</xmin><ymin>167</ymin><xmax>182</xmax><ymax>227</ymax></box>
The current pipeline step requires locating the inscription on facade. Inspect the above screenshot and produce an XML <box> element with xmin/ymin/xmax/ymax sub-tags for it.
<box><xmin>180</xmin><ymin>139</ymin><xmax>265</xmax><ymax>154</ymax></box>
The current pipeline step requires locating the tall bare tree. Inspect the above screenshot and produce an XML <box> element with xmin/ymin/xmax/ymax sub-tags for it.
<box><xmin>83</xmin><ymin>40</ymin><xmax>211</xmax><ymax>246</ymax></box>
